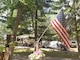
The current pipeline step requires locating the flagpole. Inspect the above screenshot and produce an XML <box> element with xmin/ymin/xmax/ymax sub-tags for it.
<box><xmin>37</xmin><ymin>24</ymin><xmax>51</xmax><ymax>43</ymax></box>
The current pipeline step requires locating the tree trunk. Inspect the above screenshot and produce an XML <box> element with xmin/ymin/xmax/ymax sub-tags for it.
<box><xmin>75</xmin><ymin>15</ymin><xmax>80</xmax><ymax>60</ymax></box>
<box><xmin>9</xmin><ymin>2</ymin><xmax>23</xmax><ymax>60</ymax></box>
<box><xmin>34</xmin><ymin>0</ymin><xmax>38</xmax><ymax>41</ymax></box>
<box><xmin>12</xmin><ymin>3</ymin><xmax>23</xmax><ymax>42</ymax></box>
<box><xmin>78</xmin><ymin>21</ymin><xmax>80</xmax><ymax>59</ymax></box>
<box><xmin>78</xmin><ymin>37</ymin><xmax>80</xmax><ymax>60</ymax></box>
<box><xmin>72</xmin><ymin>1</ymin><xmax>80</xmax><ymax>59</ymax></box>
<box><xmin>76</xmin><ymin>20</ymin><xmax>80</xmax><ymax>60</ymax></box>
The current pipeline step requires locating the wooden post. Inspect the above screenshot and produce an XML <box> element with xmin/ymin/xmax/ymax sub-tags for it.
<box><xmin>3</xmin><ymin>44</ymin><xmax>10</xmax><ymax>60</ymax></box>
<box><xmin>34</xmin><ymin>42</ymin><xmax>39</xmax><ymax>52</ymax></box>
<box><xmin>6</xmin><ymin>35</ymin><xmax>11</xmax><ymax>44</ymax></box>
<box><xmin>0</xmin><ymin>52</ymin><xmax>4</xmax><ymax>60</ymax></box>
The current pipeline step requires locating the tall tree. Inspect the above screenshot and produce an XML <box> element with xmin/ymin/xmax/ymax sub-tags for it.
<box><xmin>65</xmin><ymin>0</ymin><xmax>80</xmax><ymax>59</ymax></box>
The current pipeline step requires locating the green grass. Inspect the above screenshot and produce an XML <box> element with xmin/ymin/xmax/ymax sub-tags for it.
<box><xmin>14</xmin><ymin>48</ymin><xmax>78</xmax><ymax>59</ymax></box>
<box><xmin>14</xmin><ymin>49</ymin><xmax>32</xmax><ymax>56</ymax></box>
<box><xmin>0</xmin><ymin>46</ymin><xmax>78</xmax><ymax>59</ymax></box>
<box><xmin>43</xmin><ymin>50</ymin><xmax>78</xmax><ymax>59</ymax></box>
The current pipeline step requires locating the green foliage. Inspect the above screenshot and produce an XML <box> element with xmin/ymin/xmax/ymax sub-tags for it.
<box><xmin>0</xmin><ymin>22</ymin><xmax>7</xmax><ymax>40</ymax></box>
<box><xmin>0</xmin><ymin>0</ymin><xmax>80</xmax><ymax>41</ymax></box>
<box><xmin>65</xmin><ymin>0</ymin><xmax>80</xmax><ymax>40</ymax></box>
<box><xmin>0</xmin><ymin>46</ymin><xmax>4</xmax><ymax>52</ymax></box>
<box><xmin>9</xmin><ymin>42</ymin><xmax>15</xmax><ymax>48</ymax></box>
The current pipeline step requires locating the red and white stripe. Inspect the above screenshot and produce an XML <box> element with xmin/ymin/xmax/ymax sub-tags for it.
<box><xmin>51</xmin><ymin>18</ymin><xmax>70</xmax><ymax>49</ymax></box>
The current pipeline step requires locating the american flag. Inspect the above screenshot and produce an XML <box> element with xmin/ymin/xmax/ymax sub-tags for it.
<box><xmin>51</xmin><ymin>10</ymin><xmax>70</xmax><ymax>49</ymax></box>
